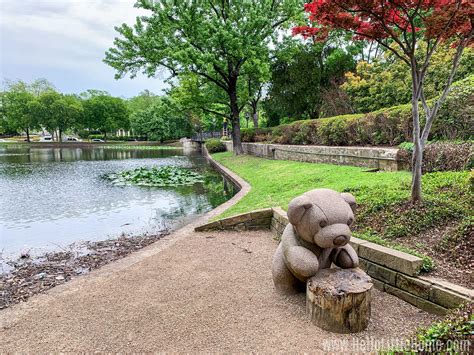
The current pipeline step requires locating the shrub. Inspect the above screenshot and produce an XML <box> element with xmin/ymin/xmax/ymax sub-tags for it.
<box><xmin>415</xmin><ymin>303</ymin><xmax>473</xmax><ymax>353</ymax></box>
<box><xmin>431</xmin><ymin>76</ymin><xmax>474</xmax><ymax>140</ymax></box>
<box><xmin>241</xmin><ymin>75</ymin><xmax>473</xmax><ymax>146</ymax></box>
<box><xmin>398</xmin><ymin>141</ymin><xmax>473</xmax><ymax>172</ymax></box>
<box><xmin>240</xmin><ymin>128</ymin><xmax>272</xmax><ymax>143</ymax></box>
<box><xmin>205</xmin><ymin>138</ymin><xmax>226</xmax><ymax>153</ymax></box>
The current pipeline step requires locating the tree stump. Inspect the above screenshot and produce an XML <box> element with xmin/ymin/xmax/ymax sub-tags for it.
<box><xmin>306</xmin><ymin>268</ymin><xmax>373</xmax><ymax>333</ymax></box>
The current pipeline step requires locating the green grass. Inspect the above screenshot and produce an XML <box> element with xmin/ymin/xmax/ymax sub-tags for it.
<box><xmin>213</xmin><ymin>152</ymin><xmax>412</xmax><ymax>218</ymax></box>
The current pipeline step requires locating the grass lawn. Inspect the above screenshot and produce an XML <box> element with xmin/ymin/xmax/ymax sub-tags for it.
<box><xmin>213</xmin><ymin>152</ymin><xmax>413</xmax><ymax>218</ymax></box>
<box><xmin>212</xmin><ymin>152</ymin><xmax>472</xmax><ymax>276</ymax></box>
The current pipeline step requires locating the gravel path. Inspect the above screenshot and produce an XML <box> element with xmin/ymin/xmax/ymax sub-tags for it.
<box><xmin>0</xmin><ymin>229</ymin><xmax>437</xmax><ymax>353</ymax></box>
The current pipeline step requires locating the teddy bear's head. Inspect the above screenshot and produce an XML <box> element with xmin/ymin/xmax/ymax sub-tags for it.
<box><xmin>287</xmin><ymin>188</ymin><xmax>356</xmax><ymax>248</ymax></box>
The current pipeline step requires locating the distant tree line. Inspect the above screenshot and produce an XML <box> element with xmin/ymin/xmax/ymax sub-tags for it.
<box><xmin>0</xmin><ymin>80</ymin><xmax>192</xmax><ymax>142</ymax></box>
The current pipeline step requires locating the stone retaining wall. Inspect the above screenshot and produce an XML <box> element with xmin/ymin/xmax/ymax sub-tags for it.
<box><xmin>222</xmin><ymin>141</ymin><xmax>404</xmax><ymax>171</ymax></box>
<box><xmin>195</xmin><ymin>208</ymin><xmax>273</xmax><ymax>232</ymax></box>
<box><xmin>196</xmin><ymin>207</ymin><xmax>473</xmax><ymax>315</ymax></box>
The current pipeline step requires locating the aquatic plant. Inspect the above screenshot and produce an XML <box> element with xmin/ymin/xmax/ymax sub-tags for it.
<box><xmin>104</xmin><ymin>166</ymin><xmax>204</xmax><ymax>187</ymax></box>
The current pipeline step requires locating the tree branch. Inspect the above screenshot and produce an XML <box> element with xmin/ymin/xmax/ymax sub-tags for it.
<box><xmin>420</xmin><ymin>38</ymin><xmax>468</xmax><ymax>145</ymax></box>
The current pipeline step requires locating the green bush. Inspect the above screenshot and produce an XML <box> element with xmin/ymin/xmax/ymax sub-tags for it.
<box><xmin>243</xmin><ymin>75</ymin><xmax>473</xmax><ymax>146</ymax></box>
<box><xmin>415</xmin><ymin>303</ymin><xmax>473</xmax><ymax>353</ymax></box>
<box><xmin>240</xmin><ymin>128</ymin><xmax>272</xmax><ymax>142</ymax></box>
<box><xmin>398</xmin><ymin>141</ymin><xmax>473</xmax><ymax>172</ymax></box>
<box><xmin>205</xmin><ymin>138</ymin><xmax>226</xmax><ymax>153</ymax></box>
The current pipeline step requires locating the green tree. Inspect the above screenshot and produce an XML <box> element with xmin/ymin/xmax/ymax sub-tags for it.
<box><xmin>104</xmin><ymin>0</ymin><xmax>300</xmax><ymax>155</ymax></box>
<box><xmin>2</xmin><ymin>90</ymin><xmax>37</xmax><ymax>142</ymax></box>
<box><xmin>130</xmin><ymin>97</ymin><xmax>191</xmax><ymax>141</ymax></box>
<box><xmin>82</xmin><ymin>95</ymin><xmax>129</xmax><ymax>140</ymax></box>
<box><xmin>343</xmin><ymin>45</ymin><xmax>474</xmax><ymax>113</ymax></box>
<box><xmin>168</xmin><ymin>73</ymin><xmax>231</xmax><ymax>133</ymax></box>
<box><xmin>28</xmin><ymin>78</ymin><xmax>56</xmax><ymax>97</ymax></box>
<box><xmin>266</xmin><ymin>36</ymin><xmax>356</xmax><ymax>121</ymax></box>
<box><xmin>127</xmin><ymin>90</ymin><xmax>161</xmax><ymax>113</ymax></box>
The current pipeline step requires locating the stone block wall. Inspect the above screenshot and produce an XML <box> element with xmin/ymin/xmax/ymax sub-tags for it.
<box><xmin>222</xmin><ymin>141</ymin><xmax>403</xmax><ymax>171</ymax></box>
<box><xmin>195</xmin><ymin>208</ymin><xmax>273</xmax><ymax>232</ymax></box>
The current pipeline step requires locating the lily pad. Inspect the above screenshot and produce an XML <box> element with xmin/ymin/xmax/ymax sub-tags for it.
<box><xmin>104</xmin><ymin>166</ymin><xmax>204</xmax><ymax>187</ymax></box>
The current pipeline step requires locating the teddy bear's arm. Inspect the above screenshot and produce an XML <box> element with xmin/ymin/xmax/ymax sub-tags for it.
<box><xmin>331</xmin><ymin>244</ymin><xmax>359</xmax><ymax>269</ymax></box>
<box><xmin>281</xmin><ymin>225</ymin><xmax>320</xmax><ymax>279</ymax></box>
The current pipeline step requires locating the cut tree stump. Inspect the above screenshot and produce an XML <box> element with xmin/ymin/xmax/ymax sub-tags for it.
<box><xmin>306</xmin><ymin>268</ymin><xmax>373</xmax><ymax>333</ymax></box>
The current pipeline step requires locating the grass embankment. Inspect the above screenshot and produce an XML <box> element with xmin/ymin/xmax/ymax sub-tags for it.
<box><xmin>212</xmin><ymin>152</ymin><xmax>472</xmax><ymax>277</ymax></box>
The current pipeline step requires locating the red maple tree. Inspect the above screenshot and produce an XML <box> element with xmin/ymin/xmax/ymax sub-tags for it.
<box><xmin>294</xmin><ymin>0</ymin><xmax>473</xmax><ymax>202</ymax></box>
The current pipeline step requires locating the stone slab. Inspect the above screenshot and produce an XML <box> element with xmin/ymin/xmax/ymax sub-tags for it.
<box><xmin>371</xmin><ymin>278</ymin><xmax>385</xmax><ymax>292</ymax></box>
<box><xmin>194</xmin><ymin>221</ymin><xmax>222</xmax><ymax>232</ymax></box>
<box><xmin>349</xmin><ymin>237</ymin><xmax>370</xmax><ymax>254</ymax></box>
<box><xmin>250</xmin><ymin>208</ymin><xmax>274</xmax><ymax>220</ymax></box>
<box><xmin>358</xmin><ymin>242</ymin><xmax>423</xmax><ymax>276</ymax></box>
<box><xmin>272</xmin><ymin>207</ymin><xmax>289</xmax><ymax>225</ymax></box>
<box><xmin>396</xmin><ymin>273</ymin><xmax>431</xmax><ymax>299</ymax></box>
<box><xmin>385</xmin><ymin>285</ymin><xmax>448</xmax><ymax>316</ymax></box>
<box><xmin>220</xmin><ymin>213</ymin><xmax>252</xmax><ymax>227</ymax></box>
<box><xmin>361</xmin><ymin>259</ymin><xmax>397</xmax><ymax>285</ymax></box>
<box><xmin>429</xmin><ymin>285</ymin><xmax>471</xmax><ymax>309</ymax></box>
<box><xmin>246</xmin><ymin>217</ymin><xmax>272</xmax><ymax>227</ymax></box>
<box><xmin>419</xmin><ymin>276</ymin><xmax>474</xmax><ymax>300</ymax></box>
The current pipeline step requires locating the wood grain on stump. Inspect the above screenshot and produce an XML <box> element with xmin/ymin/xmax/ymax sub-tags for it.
<box><xmin>306</xmin><ymin>268</ymin><xmax>373</xmax><ymax>333</ymax></box>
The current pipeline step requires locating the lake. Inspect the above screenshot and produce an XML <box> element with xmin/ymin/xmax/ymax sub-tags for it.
<box><xmin>0</xmin><ymin>145</ymin><xmax>235</xmax><ymax>263</ymax></box>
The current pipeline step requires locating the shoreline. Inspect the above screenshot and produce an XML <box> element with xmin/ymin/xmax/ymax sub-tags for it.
<box><xmin>1</xmin><ymin>232</ymin><xmax>169</xmax><ymax>309</ymax></box>
<box><xmin>0</xmin><ymin>147</ymin><xmax>250</xmax><ymax>314</ymax></box>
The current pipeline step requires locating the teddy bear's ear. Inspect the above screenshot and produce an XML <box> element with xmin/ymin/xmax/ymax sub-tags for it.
<box><xmin>341</xmin><ymin>192</ymin><xmax>357</xmax><ymax>212</ymax></box>
<box><xmin>287</xmin><ymin>195</ymin><xmax>312</xmax><ymax>225</ymax></box>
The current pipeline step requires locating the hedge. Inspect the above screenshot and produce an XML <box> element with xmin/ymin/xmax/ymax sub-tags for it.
<box><xmin>397</xmin><ymin>141</ymin><xmax>473</xmax><ymax>173</ymax></box>
<box><xmin>242</xmin><ymin>75</ymin><xmax>473</xmax><ymax>146</ymax></box>
<box><xmin>205</xmin><ymin>138</ymin><xmax>226</xmax><ymax>153</ymax></box>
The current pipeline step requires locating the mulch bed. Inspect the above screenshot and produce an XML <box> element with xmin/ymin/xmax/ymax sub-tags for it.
<box><xmin>0</xmin><ymin>233</ymin><xmax>168</xmax><ymax>310</ymax></box>
<box><xmin>395</xmin><ymin>223</ymin><xmax>473</xmax><ymax>288</ymax></box>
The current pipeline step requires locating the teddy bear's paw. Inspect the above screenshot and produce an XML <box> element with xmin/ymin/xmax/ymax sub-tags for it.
<box><xmin>334</xmin><ymin>245</ymin><xmax>359</xmax><ymax>269</ymax></box>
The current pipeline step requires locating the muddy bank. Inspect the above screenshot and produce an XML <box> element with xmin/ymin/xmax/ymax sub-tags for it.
<box><xmin>0</xmin><ymin>232</ymin><xmax>168</xmax><ymax>310</ymax></box>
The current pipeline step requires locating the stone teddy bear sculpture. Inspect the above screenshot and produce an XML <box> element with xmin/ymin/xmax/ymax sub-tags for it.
<box><xmin>272</xmin><ymin>188</ymin><xmax>359</xmax><ymax>294</ymax></box>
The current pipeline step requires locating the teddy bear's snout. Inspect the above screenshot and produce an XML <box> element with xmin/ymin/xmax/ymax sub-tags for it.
<box><xmin>315</xmin><ymin>223</ymin><xmax>352</xmax><ymax>248</ymax></box>
<box><xmin>333</xmin><ymin>235</ymin><xmax>348</xmax><ymax>246</ymax></box>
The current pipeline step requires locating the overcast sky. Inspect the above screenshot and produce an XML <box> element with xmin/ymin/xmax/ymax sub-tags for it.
<box><xmin>0</xmin><ymin>0</ymin><xmax>168</xmax><ymax>98</ymax></box>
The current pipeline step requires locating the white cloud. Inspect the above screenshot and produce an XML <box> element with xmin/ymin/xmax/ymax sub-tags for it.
<box><xmin>0</xmin><ymin>0</ymin><xmax>168</xmax><ymax>97</ymax></box>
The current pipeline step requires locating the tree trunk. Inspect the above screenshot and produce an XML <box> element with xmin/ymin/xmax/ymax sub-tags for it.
<box><xmin>26</xmin><ymin>127</ymin><xmax>30</xmax><ymax>143</ymax></box>
<box><xmin>104</xmin><ymin>131</ymin><xmax>107</xmax><ymax>142</ymax></box>
<box><xmin>229</xmin><ymin>80</ymin><xmax>243</xmax><ymax>155</ymax></box>
<box><xmin>251</xmin><ymin>101</ymin><xmax>259</xmax><ymax>128</ymax></box>
<box><xmin>59</xmin><ymin>129</ymin><xmax>62</xmax><ymax>143</ymax></box>
<box><xmin>410</xmin><ymin>71</ymin><xmax>423</xmax><ymax>203</ymax></box>
<box><xmin>252</xmin><ymin>112</ymin><xmax>258</xmax><ymax>128</ymax></box>
<box><xmin>306</xmin><ymin>268</ymin><xmax>372</xmax><ymax>333</ymax></box>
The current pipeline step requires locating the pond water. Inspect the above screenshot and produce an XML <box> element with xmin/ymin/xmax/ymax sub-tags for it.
<box><xmin>0</xmin><ymin>145</ymin><xmax>235</xmax><ymax>263</ymax></box>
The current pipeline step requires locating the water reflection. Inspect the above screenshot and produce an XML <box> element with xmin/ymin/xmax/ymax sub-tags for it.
<box><xmin>0</xmin><ymin>146</ymin><xmax>235</xmax><ymax>260</ymax></box>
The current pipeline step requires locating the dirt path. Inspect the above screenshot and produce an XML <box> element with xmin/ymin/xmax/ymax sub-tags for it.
<box><xmin>1</xmin><ymin>229</ymin><xmax>437</xmax><ymax>353</ymax></box>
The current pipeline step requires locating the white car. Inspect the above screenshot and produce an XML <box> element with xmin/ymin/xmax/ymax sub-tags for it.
<box><xmin>40</xmin><ymin>135</ymin><xmax>53</xmax><ymax>142</ymax></box>
<box><xmin>91</xmin><ymin>138</ymin><xmax>105</xmax><ymax>142</ymax></box>
<box><xmin>63</xmin><ymin>137</ymin><xmax>82</xmax><ymax>142</ymax></box>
